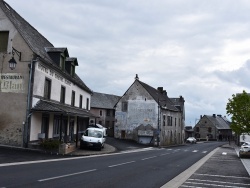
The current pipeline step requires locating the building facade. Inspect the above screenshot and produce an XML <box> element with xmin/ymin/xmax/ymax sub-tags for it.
<box><xmin>114</xmin><ymin>75</ymin><xmax>185</xmax><ymax>146</ymax></box>
<box><xmin>0</xmin><ymin>0</ymin><xmax>94</xmax><ymax>147</ymax></box>
<box><xmin>194</xmin><ymin>114</ymin><xmax>232</xmax><ymax>141</ymax></box>
<box><xmin>90</xmin><ymin>92</ymin><xmax>120</xmax><ymax>137</ymax></box>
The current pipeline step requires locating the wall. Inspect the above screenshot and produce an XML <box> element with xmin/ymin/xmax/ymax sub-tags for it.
<box><xmin>115</xmin><ymin>80</ymin><xmax>158</xmax><ymax>144</ymax></box>
<box><xmin>0</xmin><ymin>8</ymin><xmax>34</xmax><ymax>146</ymax></box>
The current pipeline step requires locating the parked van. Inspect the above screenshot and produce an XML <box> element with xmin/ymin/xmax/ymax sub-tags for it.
<box><xmin>80</xmin><ymin>127</ymin><xmax>106</xmax><ymax>150</ymax></box>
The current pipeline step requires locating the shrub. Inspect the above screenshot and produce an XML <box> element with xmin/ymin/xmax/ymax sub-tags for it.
<box><xmin>40</xmin><ymin>139</ymin><xmax>61</xmax><ymax>150</ymax></box>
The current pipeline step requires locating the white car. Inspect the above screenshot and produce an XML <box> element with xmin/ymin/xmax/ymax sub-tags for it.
<box><xmin>186</xmin><ymin>137</ymin><xmax>197</xmax><ymax>144</ymax></box>
<box><xmin>239</xmin><ymin>142</ymin><xmax>250</xmax><ymax>158</ymax></box>
<box><xmin>80</xmin><ymin>128</ymin><xmax>106</xmax><ymax>150</ymax></box>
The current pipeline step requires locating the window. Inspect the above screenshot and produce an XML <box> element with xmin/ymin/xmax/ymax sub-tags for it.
<box><xmin>79</xmin><ymin>95</ymin><xmax>83</xmax><ymax>108</ymax></box>
<box><xmin>41</xmin><ymin>114</ymin><xmax>49</xmax><ymax>139</ymax></box>
<box><xmin>163</xmin><ymin>115</ymin><xmax>166</xmax><ymax>126</ymax></box>
<box><xmin>60</xmin><ymin>86</ymin><xmax>65</xmax><ymax>103</ymax></box>
<box><xmin>99</xmin><ymin>121</ymin><xmax>102</xmax><ymax>125</ymax></box>
<box><xmin>167</xmin><ymin>116</ymin><xmax>172</xmax><ymax>126</ymax></box>
<box><xmin>106</xmin><ymin>109</ymin><xmax>110</xmax><ymax>116</ymax></box>
<box><xmin>100</xmin><ymin>110</ymin><xmax>102</xmax><ymax>116</ymax></box>
<box><xmin>113</xmin><ymin>110</ymin><xmax>115</xmax><ymax>117</ymax></box>
<box><xmin>196</xmin><ymin>127</ymin><xmax>200</xmax><ymax>132</ymax></box>
<box><xmin>208</xmin><ymin>127</ymin><xmax>212</xmax><ymax>133</ymax></box>
<box><xmin>0</xmin><ymin>31</ymin><xmax>9</xmax><ymax>52</ymax></box>
<box><xmin>53</xmin><ymin>116</ymin><xmax>60</xmax><ymax>137</ymax></box>
<box><xmin>60</xmin><ymin>55</ymin><xmax>65</xmax><ymax>71</ymax></box>
<box><xmin>106</xmin><ymin>121</ymin><xmax>110</xmax><ymax>127</ymax></box>
<box><xmin>44</xmin><ymin>78</ymin><xmax>51</xmax><ymax>100</ymax></box>
<box><xmin>71</xmin><ymin>91</ymin><xmax>75</xmax><ymax>106</ymax></box>
<box><xmin>71</xmin><ymin>64</ymin><xmax>75</xmax><ymax>76</ymax></box>
<box><xmin>122</xmin><ymin>102</ymin><xmax>128</xmax><ymax>112</ymax></box>
<box><xmin>175</xmin><ymin>118</ymin><xmax>176</xmax><ymax>126</ymax></box>
<box><xmin>86</xmin><ymin>98</ymin><xmax>89</xmax><ymax>110</ymax></box>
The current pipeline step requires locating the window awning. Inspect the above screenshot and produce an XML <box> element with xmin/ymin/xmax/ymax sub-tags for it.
<box><xmin>31</xmin><ymin>99</ymin><xmax>97</xmax><ymax>118</ymax></box>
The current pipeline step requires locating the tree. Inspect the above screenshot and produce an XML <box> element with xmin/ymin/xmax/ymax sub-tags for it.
<box><xmin>226</xmin><ymin>90</ymin><xmax>250</xmax><ymax>135</ymax></box>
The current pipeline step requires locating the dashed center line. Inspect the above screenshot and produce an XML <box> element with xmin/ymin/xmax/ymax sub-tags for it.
<box><xmin>108</xmin><ymin>161</ymin><xmax>135</xmax><ymax>168</ymax></box>
<box><xmin>192</xmin><ymin>150</ymin><xmax>198</xmax><ymax>152</ymax></box>
<box><xmin>141</xmin><ymin>156</ymin><xmax>157</xmax><ymax>160</ymax></box>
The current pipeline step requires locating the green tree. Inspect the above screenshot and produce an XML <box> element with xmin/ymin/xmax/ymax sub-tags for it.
<box><xmin>226</xmin><ymin>90</ymin><xmax>250</xmax><ymax>134</ymax></box>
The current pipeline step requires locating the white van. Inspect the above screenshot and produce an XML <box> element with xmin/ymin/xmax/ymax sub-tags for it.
<box><xmin>80</xmin><ymin>127</ymin><xmax>106</xmax><ymax>150</ymax></box>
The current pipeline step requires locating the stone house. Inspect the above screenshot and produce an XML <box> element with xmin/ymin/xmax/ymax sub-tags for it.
<box><xmin>194</xmin><ymin>114</ymin><xmax>232</xmax><ymax>141</ymax></box>
<box><xmin>0</xmin><ymin>0</ymin><xmax>94</xmax><ymax>147</ymax></box>
<box><xmin>114</xmin><ymin>75</ymin><xmax>185</xmax><ymax>146</ymax></box>
<box><xmin>90</xmin><ymin>92</ymin><xmax>120</xmax><ymax>137</ymax></box>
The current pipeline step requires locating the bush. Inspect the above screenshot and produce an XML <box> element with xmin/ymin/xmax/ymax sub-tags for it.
<box><xmin>40</xmin><ymin>139</ymin><xmax>61</xmax><ymax>150</ymax></box>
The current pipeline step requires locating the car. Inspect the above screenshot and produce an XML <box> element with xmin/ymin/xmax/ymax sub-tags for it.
<box><xmin>80</xmin><ymin>127</ymin><xmax>106</xmax><ymax>151</ymax></box>
<box><xmin>239</xmin><ymin>142</ymin><xmax>250</xmax><ymax>158</ymax></box>
<box><xmin>186</xmin><ymin>137</ymin><xmax>197</xmax><ymax>144</ymax></box>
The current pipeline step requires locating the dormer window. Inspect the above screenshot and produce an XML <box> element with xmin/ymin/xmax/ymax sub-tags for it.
<box><xmin>71</xmin><ymin>63</ymin><xmax>75</xmax><ymax>76</ymax></box>
<box><xmin>60</xmin><ymin>55</ymin><xmax>65</xmax><ymax>71</ymax></box>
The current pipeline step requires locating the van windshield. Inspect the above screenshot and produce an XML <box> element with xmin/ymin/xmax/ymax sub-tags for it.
<box><xmin>85</xmin><ymin>130</ymin><xmax>103</xmax><ymax>138</ymax></box>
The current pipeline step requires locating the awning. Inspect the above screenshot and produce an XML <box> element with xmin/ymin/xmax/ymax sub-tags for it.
<box><xmin>31</xmin><ymin>99</ymin><xmax>97</xmax><ymax>118</ymax></box>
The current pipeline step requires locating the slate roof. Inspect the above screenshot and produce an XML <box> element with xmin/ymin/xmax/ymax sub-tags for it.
<box><xmin>32</xmin><ymin>100</ymin><xmax>97</xmax><ymax>118</ymax></box>
<box><xmin>138</xmin><ymin>80</ymin><xmax>180</xmax><ymax>112</ymax></box>
<box><xmin>205</xmin><ymin>115</ymin><xmax>231</xmax><ymax>130</ymax></box>
<box><xmin>0</xmin><ymin>0</ymin><xmax>53</xmax><ymax>63</ymax></box>
<box><xmin>0</xmin><ymin>0</ymin><xmax>92</xmax><ymax>94</ymax></box>
<box><xmin>91</xmin><ymin>92</ymin><xmax>121</xmax><ymax>109</ymax></box>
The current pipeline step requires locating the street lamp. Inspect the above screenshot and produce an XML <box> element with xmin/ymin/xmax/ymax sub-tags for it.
<box><xmin>8</xmin><ymin>57</ymin><xmax>17</xmax><ymax>70</ymax></box>
<box><xmin>8</xmin><ymin>47</ymin><xmax>21</xmax><ymax>70</ymax></box>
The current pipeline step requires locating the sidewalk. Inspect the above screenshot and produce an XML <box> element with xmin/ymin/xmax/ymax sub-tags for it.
<box><xmin>163</xmin><ymin>142</ymin><xmax>250</xmax><ymax>188</ymax></box>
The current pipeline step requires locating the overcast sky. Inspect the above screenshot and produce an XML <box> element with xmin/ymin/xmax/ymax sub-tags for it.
<box><xmin>6</xmin><ymin>0</ymin><xmax>250</xmax><ymax>125</ymax></box>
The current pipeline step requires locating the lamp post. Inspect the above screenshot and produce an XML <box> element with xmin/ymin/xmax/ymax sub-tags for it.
<box><xmin>8</xmin><ymin>57</ymin><xmax>17</xmax><ymax>70</ymax></box>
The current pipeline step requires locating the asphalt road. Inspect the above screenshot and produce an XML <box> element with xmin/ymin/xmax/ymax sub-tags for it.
<box><xmin>0</xmin><ymin>142</ymin><xmax>224</xmax><ymax>188</ymax></box>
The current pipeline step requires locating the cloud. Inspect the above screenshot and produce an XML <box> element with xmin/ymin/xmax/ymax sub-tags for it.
<box><xmin>6</xmin><ymin>0</ymin><xmax>250</xmax><ymax>125</ymax></box>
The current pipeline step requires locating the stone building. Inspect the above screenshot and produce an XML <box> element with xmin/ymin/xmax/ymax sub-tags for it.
<box><xmin>90</xmin><ymin>92</ymin><xmax>120</xmax><ymax>137</ymax></box>
<box><xmin>0</xmin><ymin>0</ymin><xmax>94</xmax><ymax>147</ymax></box>
<box><xmin>114</xmin><ymin>75</ymin><xmax>185</xmax><ymax>146</ymax></box>
<box><xmin>194</xmin><ymin>114</ymin><xmax>231</xmax><ymax>141</ymax></box>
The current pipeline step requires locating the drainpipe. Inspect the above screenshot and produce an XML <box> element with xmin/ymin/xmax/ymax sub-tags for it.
<box><xmin>23</xmin><ymin>58</ymin><xmax>37</xmax><ymax>148</ymax></box>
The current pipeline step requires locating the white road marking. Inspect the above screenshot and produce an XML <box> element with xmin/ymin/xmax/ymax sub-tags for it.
<box><xmin>160</xmin><ymin>153</ymin><xmax>170</xmax><ymax>156</ymax></box>
<box><xmin>188</xmin><ymin>178</ymin><xmax>250</xmax><ymax>186</ymax></box>
<box><xmin>38</xmin><ymin>169</ymin><xmax>96</xmax><ymax>182</ymax></box>
<box><xmin>194</xmin><ymin>173</ymin><xmax>250</xmax><ymax>179</ymax></box>
<box><xmin>108</xmin><ymin>161</ymin><xmax>135</xmax><ymax>168</ymax></box>
<box><xmin>185</xmin><ymin>181</ymin><xmax>245</xmax><ymax>187</ymax></box>
<box><xmin>192</xmin><ymin>150</ymin><xmax>198</xmax><ymax>152</ymax></box>
<box><xmin>222</xmin><ymin>152</ymin><xmax>227</xmax><ymax>155</ymax></box>
<box><xmin>141</xmin><ymin>156</ymin><xmax>157</xmax><ymax>160</ymax></box>
<box><xmin>202</xmin><ymin>151</ymin><xmax>207</xmax><ymax>153</ymax></box>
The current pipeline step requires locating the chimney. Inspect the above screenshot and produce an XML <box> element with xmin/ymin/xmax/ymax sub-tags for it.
<box><xmin>157</xmin><ymin>87</ymin><xmax>163</xmax><ymax>93</ymax></box>
<box><xmin>162</xmin><ymin>90</ymin><xmax>167</xmax><ymax>96</ymax></box>
<box><xmin>135</xmin><ymin>74</ymin><xmax>139</xmax><ymax>80</ymax></box>
<box><xmin>213</xmin><ymin>114</ymin><xmax>216</xmax><ymax>118</ymax></box>
<box><xmin>217</xmin><ymin>114</ymin><xmax>222</xmax><ymax>117</ymax></box>
<box><xmin>200</xmin><ymin>115</ymin><xmax>202</xmax><ymax>119</ymax></box>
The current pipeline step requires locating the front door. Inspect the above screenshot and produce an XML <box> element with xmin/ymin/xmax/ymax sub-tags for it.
<box><xmin>41</xmin><ymin>114</ymin><xmax>49</xmax><ymax>139</ymax></box>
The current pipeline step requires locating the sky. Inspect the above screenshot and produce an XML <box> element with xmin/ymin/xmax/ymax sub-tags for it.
<box><xmin>6</xmin><ymin>0</ymin><xmax>250</xmax><ymax>126</ymax></box>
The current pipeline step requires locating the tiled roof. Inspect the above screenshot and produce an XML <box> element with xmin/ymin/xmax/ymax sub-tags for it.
<box><xmin>32</xmin><ymin>100</ymin><xmax>97</xmax><ymax>118</ymax></box>
<box><xmin>0</xmin><ymin>0</ymin><xmax>92</xmax><ymax>94</ymax></box>
<box><xmin>91</xmin><ymin>92</ymin><xmax>121</xmax><ymax>109</ymax></box>
<box><xmin>138</xmin><ymin>80</ymin><xmax>179</xmax><ymax>112</ymax></box>
<box><xmin>206</xmin><ymin>115</ymin><xmax>231</xmax><ymax>130</ymax></box>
